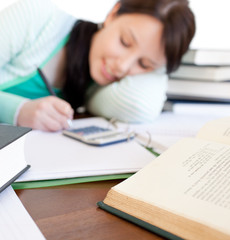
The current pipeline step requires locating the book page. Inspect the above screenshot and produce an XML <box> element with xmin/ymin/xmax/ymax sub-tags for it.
<box><xmin>113</xmin><ymin>138</ymin><xmax>230</xmax><ymax>235</ymax></box>
<box><xmin>197</xmin><ymin>116</ymin><xmax>230</xmax><ymax>145</ymax></box>
<box><xmin>0</xmin><ymin>186</ymin><xmax>45</xmax><ymax>240</ymax></box>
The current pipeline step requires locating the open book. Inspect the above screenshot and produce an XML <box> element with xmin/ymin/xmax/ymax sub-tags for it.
<box><xmin>0</xmin><ymin>125</ymin><xmax>31</xmax><ymax>193</ymax></box>
<box><xmin>98</xmin><ymin>116</ymin><xmax>230</xmax><ymax>240</ymax></box>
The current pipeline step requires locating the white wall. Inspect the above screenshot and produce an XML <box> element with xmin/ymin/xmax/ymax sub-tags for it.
<box><xmin>0</xmin><ymin>0</ymin><xmax>229</xmax><ymax>50</ymax></box>
<box><xmin>189</xmin><ymin>0</ymin><xmax>230</xmax><ymax>50</ymax></box>
<box><xmin>0</xmin><ymin>0</ymin><xmax>17</xmax><ymax>10</ymax></box>
<box><xmin>0</xmin><ymin>0</ymin><xmax>116</xmax><ymax>22</ymax></box>
<box><xmin>52</xmin><ymin>0</ymin><xmax>116</xmax><ymax>22</ymax></box>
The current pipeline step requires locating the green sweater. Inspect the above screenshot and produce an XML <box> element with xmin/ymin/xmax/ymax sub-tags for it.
<box><xmin>0</xmin><ymin>0</ymin><xmax>168</xmax><ymax>125</ymax></box>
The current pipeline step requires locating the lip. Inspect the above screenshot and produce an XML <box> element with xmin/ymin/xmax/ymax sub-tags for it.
<box><xmin>101</xmin><ymin>60</ymin><xmax>117</xmax><ymax>82</ymax></box>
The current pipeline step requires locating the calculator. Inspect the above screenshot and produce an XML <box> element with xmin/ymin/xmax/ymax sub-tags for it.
<box><xmin>62</xmin><ymin>125</ymin><xmax>135</xmax><ymax>146</ymax></box>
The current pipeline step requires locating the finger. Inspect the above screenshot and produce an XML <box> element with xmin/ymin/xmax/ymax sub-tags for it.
<box><xmin>52</xmin><ymin>98</ymin><xmax>74</xmax><ymax>118</ymax></box>
<box><xmin>42</xmin><ymin>103</ymin><xmax>71</xmax><ymax>131</ymax></box>
<box><xmin>40</xmin><ymin>112</ymin><xmax>66</xmax><ymax>132</ymax></box>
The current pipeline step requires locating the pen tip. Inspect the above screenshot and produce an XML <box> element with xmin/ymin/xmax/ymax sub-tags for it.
<box><xmin>67</xmin><ymin>119</ymin><xmax>73</xmax><ymax>129</ymax></box>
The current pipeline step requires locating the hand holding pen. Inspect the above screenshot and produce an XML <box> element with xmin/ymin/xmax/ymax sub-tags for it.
<box><xmin>16</xmin><ymin>68</ymin><xmax>74</xmax><ymax>132</ymax></box>
<box><xmin>37</xmin><ymin>67</ymin><xmax>73</xmax><ymax>129</ymax></box>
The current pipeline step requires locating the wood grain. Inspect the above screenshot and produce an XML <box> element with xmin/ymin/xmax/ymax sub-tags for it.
<box><xmin>15</xmin><ymin>180</ymin><xmax>164</xmax><ymax>240</ymax></box>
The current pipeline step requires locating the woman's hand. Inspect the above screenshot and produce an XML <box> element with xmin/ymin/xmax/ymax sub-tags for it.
<box><xmin>17</xmin><ymin>96</ymin><xmax>74</xmax><ymax>131</ymax></box>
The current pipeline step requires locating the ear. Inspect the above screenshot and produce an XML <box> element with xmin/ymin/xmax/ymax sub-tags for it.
<box><xmin>104</xmin><ymin>2</ymin><xmax>121</xmax><ymax>27</ymax></box>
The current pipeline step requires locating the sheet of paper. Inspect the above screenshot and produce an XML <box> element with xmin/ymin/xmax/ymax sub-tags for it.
<box><xmin>16</xmin><ymin>117</ymin><xmax>155</xmax><ymax>182</ymax></box>
<box><xmin>116</xmin><ymin>112</ymin><xmax>220</xmax><ymax>136</ymax></box>
<box><xmin>116</xmin><ymin>112</ymin><xmax>220</xmax><ymax>152</ymax></box>
<box><xmin>0</xmin><ymin>186</ymin><xmax>45</xmax><ymax>240</ymax></box>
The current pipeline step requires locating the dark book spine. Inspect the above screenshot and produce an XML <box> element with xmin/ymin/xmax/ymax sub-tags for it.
<box><xmin>97</xmin><ymin>201</ymin><xmax>183</xmax><ymax>240</ymax></box>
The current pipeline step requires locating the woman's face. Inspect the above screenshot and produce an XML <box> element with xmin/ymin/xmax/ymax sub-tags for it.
<box><xmin>89</xmin><ymin>5</ymin><xmax>166</xmax><ymax>86</ymax></box>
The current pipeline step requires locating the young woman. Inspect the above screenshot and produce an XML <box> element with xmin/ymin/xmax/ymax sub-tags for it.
<box><xmin>0</xmin><ymin>0</ymin><xmax>195</xmax><ymax>131</ymax></box>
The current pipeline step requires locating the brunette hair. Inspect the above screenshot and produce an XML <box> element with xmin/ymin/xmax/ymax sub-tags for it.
<box><xmin>63</xmin><ymin>20</ymin><xmax>98</xmax><ymax>111</ymax></box>
<box><xmin>64</xmin><ymin>0</ymin><xmax>195</xmax><ymax>111</ymax></box>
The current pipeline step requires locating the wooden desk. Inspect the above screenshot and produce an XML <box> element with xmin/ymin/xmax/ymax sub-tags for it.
<box><xmin>15</xmin><ymin>180</ymin><xmax>164</xmax><ymax>240</ymax></box>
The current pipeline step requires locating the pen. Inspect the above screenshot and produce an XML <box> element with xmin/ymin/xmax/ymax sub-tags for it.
<box><xmin>37</xmin><ymin>67</ymin><xmax>56</xmax><ymax>96</ymax></box>
<box><xmin>37</xmin><ymin>67</ymin><xmax>73</xmax><ymax>128</ymax></box>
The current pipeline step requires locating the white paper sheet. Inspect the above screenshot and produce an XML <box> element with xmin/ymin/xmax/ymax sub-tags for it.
<box><xmin>0</xmin><ymin>186</ymin><xmax>45</xmax><ymax>240</ymax></box>
<box><xmin>17</xmin><ymin>118</ymin><xmax>155</xmax><ymax>182</ymax></box>
<box><xmin>116</xmin><ymin>112</ymin><xmax>223</xmax><ymax>152</ymax></box>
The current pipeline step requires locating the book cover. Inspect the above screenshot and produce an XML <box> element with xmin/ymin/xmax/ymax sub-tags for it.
<box><xmin>167</xmin><ymin>78</ymin><xmax>230</xmax><ymax>102</ymax></box>
<box><xmin>0</xmin><ymin>124</ymin><xmax>31</xmax><ymax>193</ymax></box>
<box><xmin>97</xmin><ymin>201</ymin><xmax>183</xmax><ymax>240</ymax></box>
<box><xmin>170</xmin><ymin>65</ymin><xmax>230</xmax><ymax>81</ymax></box>
<box><xmin>182</xmin><ymin>49</ymin><xmax>230</xmax><ymax>66</ymax></box>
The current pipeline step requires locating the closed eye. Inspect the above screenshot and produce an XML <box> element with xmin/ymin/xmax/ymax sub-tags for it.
<box><xmin>138</xmin><ymin>59</ymin><xmax>154</xmax><ymax>70</ymax></box>
<box><xmin>120</xmin><ymin>36</ymin><xmax>131</xmax><ymax>48</ymax></box>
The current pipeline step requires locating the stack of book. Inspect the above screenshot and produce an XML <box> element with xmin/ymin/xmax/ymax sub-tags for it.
<box><xmin>167</xmin><ymin>49</ymin><xmax>230</xmax><ymax>103</ymax></box>
<box><xmin>166</xmin><ymin>0</ymin><xmax>230</xmax><ymax>107</ymax></box>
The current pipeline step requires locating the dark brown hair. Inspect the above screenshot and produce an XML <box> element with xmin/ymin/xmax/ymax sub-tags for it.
<box><xmin>63</xmin><ymin>20</ymin><xmax>98</xmax><ymax>111</ymax></box>
<box><xmin>64</xmin><ymin>0</ymin><xmax>195</xmax><ymax>111</ymax></box>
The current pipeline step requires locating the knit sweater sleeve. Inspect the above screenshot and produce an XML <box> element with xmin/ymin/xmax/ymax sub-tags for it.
<box><xmin>0</xmin><ymin>0</ymin><xmax>56</xmax><ymax>69</ymax></box>
<box><xmin>86</xmin><ymin>69</ymin><xmax>168</xmax><ymax>123</ymax></box>
<box><xmin>0</xmin><ymin>0</ymin><xmax>57</xmax><ymax>124</ymax></box>
<box><xmin>0</xmin><ymin>92</ymin><xmax>28</xmax><ymax>124</ymax></box>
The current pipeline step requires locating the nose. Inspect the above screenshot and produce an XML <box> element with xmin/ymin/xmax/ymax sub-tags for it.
<box><xmin>115</xmin><ymin>53</ymin><xmax>137</xmax><ymax>78</ymax></box>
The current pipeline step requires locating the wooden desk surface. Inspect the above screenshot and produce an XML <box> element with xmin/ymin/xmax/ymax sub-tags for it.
<box><xmin>15</xmin><ymin>180</ymin><xmax>164</xmax><ymax>240</ymax></box>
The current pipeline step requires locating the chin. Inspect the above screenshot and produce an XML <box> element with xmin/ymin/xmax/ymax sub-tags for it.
<box><xmin>98</xmin><ymin>79</ymin><xmax>110</xmax><ymax>86</ymax></box>
<box><xmin>92</xmin><ymin>76</ymin><xmax>106</xmax><ymax>86</ymax></box>
<box><xmin>92</xmin><ymin>72</ymin><xmax>109</xmax><ymax>86</ymax></box>
<box><xmin>90</xmin><ymin>67</ymin><xmax>112</xmax><ymax>86</ymax></box>
<box><xmin>90</xmin><ymin>70</ymin><xmax>102</xmax><ymax>85</ymax></box>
